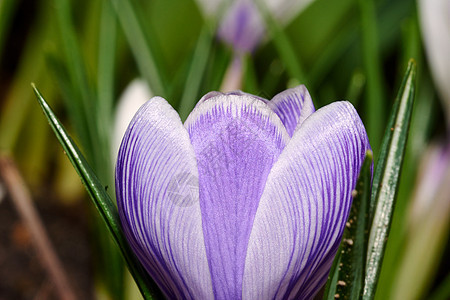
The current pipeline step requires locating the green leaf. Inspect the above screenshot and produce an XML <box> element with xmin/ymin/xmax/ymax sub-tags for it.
<box><xmin>53</xmin><ymin>0</ymin><xmax>96</xmax><ymax>135</ymax></box>
<box><xmin>203</xmin><ymin>45</ymin><xmax>233</xmax><ymax>92</ymax></box>
<box><xmin>243</xmin><ymin>54</ymin><xmax>259</xmax><ymax>95</ymax></box>
<box><xmin>285</xmin><ymin>0</ymin><xmax>355</xmax><ymax>69</ymax></box>
<box><xmin>369</xmin><ymin>59</ymin><xmax>416</xmax><ymax>221</ymax></box>
<box><xmin>0</xmin><ymin>0</ymin><xmax>18</xmax><ymax>59</ymax></box>
<box><xmin>358</xmin><ymin>0</ymin><xmax>386</xmax><ymax>155</ymax></box>
<box><xmin>52</xmin><ymin>0</ymin><xmax>110</xmax><ymax>173</ymax></box>
<box><xmin>308</xmin><ymin>23</ymin><xmax>358</xmax><ymax>92</ymax></box>
<box><xmin>255</xmin><ymin>0</ymin><xmax>308</xmax><ymax>86</ymax></box>
<box><xmin>374</xmin><ymin>17</ymin><xmax>425</xmax><ymax>299</ymax></box>
<box><xmin>178</xmin><ymin>24</ymin><xmax>214</xmax><ymax>121</ymax></box>
<box><xmin>0</xmin><ymin>0</ymin><xmax>53</xmax><ymax>152</ymax></box>
<box><xmin>322</xmin><ymin>247</ymin><xmax>341</xmax><ymax>300</ymax></box>
<box><xmin>336</xmin><ymin>151</ymin><xmax>373</xmax><ymax>300</ymax></box>
<box><xmin>322</xmin><ymin>150</ymin><xmax>373</xmax><ymax>300</ymax></box>
<box><xmin>109</xmin><ymin>0</ymin><xmax>168</xmax><ymax>97</ymax></box>
<box><xmin>363</xmin><ymin>59</ymin><xmax>416</xmax><ymax>299</ymax></box>
<box><xmin>45</xmin><ymin>54</ymin><xmax>92</xmax><ymax>153</ymax></box>
<box><xmin>96</xmin><ymin>0</ymin><xmax>117</xmax><ymax>164</ymax></box>
<box><xmin>429</xmin><ymin>272</ymin><xmax>450</xmax><ymax>300</ymax></box>
<box><xmin>33</xmin><ymin>85</ymin><xmax>163</xmax><ymax>300</ymax></box>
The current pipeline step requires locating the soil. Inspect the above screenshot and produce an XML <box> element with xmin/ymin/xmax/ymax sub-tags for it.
<box><xmin>0</xmin><ymin>194</ymin><xmax>93</xmax><ymax>300</ymax></box>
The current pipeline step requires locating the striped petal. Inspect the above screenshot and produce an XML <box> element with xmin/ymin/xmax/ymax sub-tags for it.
<box><xmin>243</xmin><ymin>101</ymin><xmax>370</xmax><ymax>299</ymax></box>
<box><xmin>115</xmin><ymin>97</ymin><xmax>213</xmax><ymax>299</ymax></box>
<box><xmin>269</xmin><ymin>85</ymin><xmax>315</xmax><ymax>136</ymax></box>
<box><xmin>184</xmin><ymin>93</ymin><xmax>290</xmax><ymax>298</ymax></box>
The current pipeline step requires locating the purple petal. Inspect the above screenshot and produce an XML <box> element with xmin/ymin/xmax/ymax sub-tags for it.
<box><xmin>184</xmin><ymin>93</ymin><xmax>290</xmax><ymax>298</ymax></box>
<box><xmin>243</xmin><ymin>101</ymin><xmax>371</xmax><ymax>299</ymax></box>
<box><xmin>268</xmin><ymin>85</ymin><xmax>315</xmax><ymax>136</ymax></box>
<box><xmin>115</xmin><ymin>97</ymin><xmax>213</xmax><ymax>299</ymax></box>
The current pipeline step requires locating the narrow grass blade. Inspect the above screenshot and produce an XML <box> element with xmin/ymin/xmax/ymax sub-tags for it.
<box><xmin>0</xmin><ymin>0</ymin><xmax>18</xmax><ymax>59</ymax></box>
<box><xmin>322</xmin><ymin>151</ymin><xmax>373</xmax><ymax>300</ymax></box>
<box><xmin>0</xmin><ymin>0</ymin><xmax>52</xmax><ymax>152</ymax></box>
<box><xmin>178</xmin><ymin>24</ymin><xmax>213</xmax><ymax>120</ymax></box>
<box><xmin>429</xmin><ymin>272</ymin><xmax>450</xmax><ymax>300</ymax></box>
<box><xmin>345</xmin><ymin>70</ymin><xmax>366</xmax><ymax>107</ymax></box>
<box><xmin>363</xmin><ymin>60</ymin><xmax>416</xmax><ymax>299</ymax></box>
<box><xmin>336</xmin><ymin>151</ymin><xmax>373</xmax><ymax>300</ymax></box>
<box><xmin>375</xmin><ymin>17</ymin><xmax>424</xmax><ymax>298</ymax></box>
<box><xmin>322</xmin><ymin>248</ymin><xmax>341</xmax><ymax>300</ymax></box>
<box><xmin>255</xmin><ymin>0</ymin><xmax>308</xmax><ymax>85</ymax></box>
<box><xmin>243</xmin><ymin>54</ymin><xmax>259</xmax><ymax>94</ymax></box>
<box><xmin>97</xmin><ymin>0</ymin><xmax>116</xmax><ymax>133</ymax></box>
<box><xmin>308</xmin><ymin>20</ymin><xmax>358</xmax><ymax>92</ymax></box>
<box><xmin>33</xmin><ymin>85</ymin><xmax>163</xmax><ymax>300</ymax></box>
<box><xmin>53</xmin><ymin>0</ymin><xmax>96</xmax><ymax>136</ymax></box>
<box><xmin>203</xmin><ymin>45</ymin><xmax>232</xmax><ymax>92</ymax></box>
<box><xmin>45</xmin><ymin>54</ymin><xmax>93</xmax><ymax>164</ymax></box>
<box><xmin>358</xmin><ymin>0</ymin><xmax>386</xmax><ymax>155</ymax></box>
<box><xmin>96</xmin><ymin>0</ymin><xmax>117</xmax><ymax>181</ymax></box>
<box><xmin>109</xmin><ymin>0</ymin><xmax>167</xmax><ymax>97</ymax></box>
<box><xmin>369</xmin><ymin>60</ymin><xmax>416</xmax><ymax>220</ymax></box>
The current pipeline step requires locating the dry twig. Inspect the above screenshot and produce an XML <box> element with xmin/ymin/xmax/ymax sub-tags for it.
<box><xmin>0</xmin><ymin>154</ymin><xmax>77</xmax><ymax>300</ymax></box>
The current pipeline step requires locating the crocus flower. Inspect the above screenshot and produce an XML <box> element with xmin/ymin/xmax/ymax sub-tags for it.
<box><xmin>115</xmin><ymin>86</ymin><xmax>370</xmax><ymax>299</ymax></box>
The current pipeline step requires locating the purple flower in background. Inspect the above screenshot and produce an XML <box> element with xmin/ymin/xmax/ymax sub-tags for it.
<box><xmin>218</xmin><ymin>0</ymin><xmax>265</xmax><ymax>54</ymax></box>
<box><xmin>115</xmin><ymin>86</ymin><xmax>370</xmax><ymax>299</ymax></box>
<box><xmin>211</xmin><ymin>0</ymin><xmax>314</xmax><ymax>54</ymax></box>
<box><xmin>203</xmin><ymin>0</ymin><xmax>314</xmax><ymax>91</ymax></box>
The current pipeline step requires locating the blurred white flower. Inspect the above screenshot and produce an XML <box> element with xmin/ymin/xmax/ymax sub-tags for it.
<box><xmin>112</xmin><ymin>79</ymin><xmax>152</xmax><ymax>163</ymax></box>
<box><xmin>419</xmin><ymin>0</ymin><xmax>450</xmax><ymax>126</ymax></box>
<box><xmin>416</xmin><ymin>0</ymin><xmax>450</xmax><ymax>232</ymax></box>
